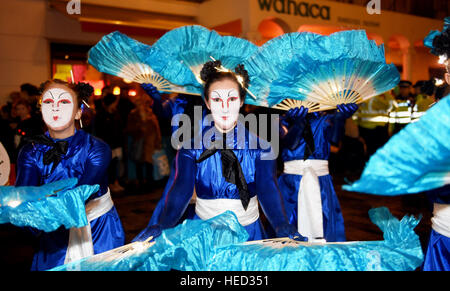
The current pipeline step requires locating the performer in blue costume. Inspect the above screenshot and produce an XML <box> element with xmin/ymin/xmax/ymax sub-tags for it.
<box><xmin>133</xmin><ymin>61</ymin><xmax>300</xmax><ymax>242</ymax></box>
<box><xmin>277</xmin><ymin>104</ymin><xmax>358</xmax><ymax>242</ymax></box>
<box><xmin>15</xmin><ymin>80</ymin><xmax>125</xmax><ymax>271</ymax></box>
<box><xmin>422</xmin><ymin>19</ymin><xmax>450</xmax><ymax>271</ymax></box>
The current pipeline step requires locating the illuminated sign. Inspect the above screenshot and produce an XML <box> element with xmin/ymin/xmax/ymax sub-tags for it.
<box><xmin>258</xmin><ymin>0</ymin><xmax>331</xmax><ymax>20</ymax></box>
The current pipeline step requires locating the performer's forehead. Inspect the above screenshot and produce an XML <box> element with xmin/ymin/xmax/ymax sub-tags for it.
<box><xmin>43</xmin><ymin>84</ymin><xmax>76</xmax><ymax>99</ymax></box>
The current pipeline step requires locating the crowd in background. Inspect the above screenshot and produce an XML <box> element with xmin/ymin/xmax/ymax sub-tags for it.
<box><xmin>1</xmin><ymin>78</ymin><xmax>449</xmax><ymax>193</ymax></box>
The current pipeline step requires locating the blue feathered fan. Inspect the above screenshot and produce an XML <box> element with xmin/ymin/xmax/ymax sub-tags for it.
<box><xmin>0</xmin><ymin>179</ymin><xmax>99</xmax><ymax>232</ymax></box>
<box><xmin>343</xmin><ymin>95</ymin><xmax>450</xmax><ymax>195</ymax></box>
<box><xmin>88</xmin><ymin>31</ymin><xmax>198</xmax><ymax>95</ymax></box>
<box><xmin>244</xmin><ymin>32</ymin><xmax>332</xmax><ymax>111</ymax></box>
<box><xmin>153</xmin><ymin>25</ymin><xmax>259</xmax><ymax>98</ymax></box>
<box><xmin>245</xmin><ymin>30</ymin><xmax>400</xmax><ymax>111</ymax></box>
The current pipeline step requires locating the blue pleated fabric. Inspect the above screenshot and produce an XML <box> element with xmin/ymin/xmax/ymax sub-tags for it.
<box><xmin>423</xmin><ymin>230</ymin><xmax>450</xmax><ymax>271</ymax></box>
<box><xmin>206</xmin><ymin>208</ymin><xmax>423</xmax><ymax>271</ymax></box>
<box><xmin>343</xmin><ymin>95</ymin><xmax>450</xmax><ymax>195</ymax></box>
<box><xmin>0</xmin><ymin>179</ymin><xmax>98</xmax><ymax>232</ymax></box>
<box><xmin>244</xmin><ymin>30</ymin><xmax>399</xmax><ymax>108</ymax></box>
<box><xmin>51</xmin><ymin>208</ymin><xmax>423</xmax><ymax>271</ymax></box>
<box><xmin>15</xmin><ymin>130</ymin><xmax>125</xmax><ymax>271</ymax></box>
<box><xmin>50</xmin><ymin>211</ymin><xmax>248</xmax><ymax>271</ymax></box>
<box><xmin>191</xmin><ymin>213</ymin><xmax>266</xmax><ymax>242</ymax></box>
<box><xmin>88</xmin><ymin>31</ymin><xmax>198</xmax><ymax>90</ymax></box>
<box><xmin>153</xmin><ymin>25</ymin><xmax>258</xmax><ymax>97</ymax></box>
<box><xmin>243</xmin><ymin>32</ymin><xmax>321</xmax><ymax>107</ymax></box>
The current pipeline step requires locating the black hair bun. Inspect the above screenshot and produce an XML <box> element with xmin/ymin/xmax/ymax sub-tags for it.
<box><xmin>200</xmin><ymin>60</ymin><xmax>222</xmax><ymax>83</ymax></box>
<box><xmin>234</xmin><ymin>64</ymin><xmax>250</xmax><ymax>89</ymax></box>
<box><xmin>74</xmin><ymin>82</ymin><xmax>94</xmax><ymax>102</ymax></box>
<box><xmin>432</xmin><ymin>28</ymin><xmax>450</xmax><ymax>58</ymax></box>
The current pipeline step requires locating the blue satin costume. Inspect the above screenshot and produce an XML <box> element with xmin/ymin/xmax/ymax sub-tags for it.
<box><xmin>15</xmin><ymin>129</ymin><xmax>125</xmax><ymax>271</ymax></box>
<box><xmin>423</xmin><ymin>185</ymin><xmax>450</xmax><ymax>271</ymax></box>
<box><xmin>278</xmin><ymin>112</ymin><xmax>346</xmax><ymax>242</ymax></box>
<box><xmin>142</xmin><ymin>123</ymin><xmax>293</xmax><ymax>241</ymax></box>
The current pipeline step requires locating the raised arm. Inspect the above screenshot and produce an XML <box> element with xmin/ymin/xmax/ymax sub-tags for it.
<box><xmin>15</xmin><ymin>145</ymin><xmax>41</xmax><ymax>187</ymax></box>
<box><xmin>279</xmin><ymin>107</ymin><xmax>309</xmax><ymax>151</ymax></box>
<box><xmin>132</xmin><ymin>149</ymin><xmax>196</xmax><ymax>242</ymax></box>
<box><xmin>255</xmin><ymin>151</ymin><xmax>304</xmax><ymax>240</ymax></box>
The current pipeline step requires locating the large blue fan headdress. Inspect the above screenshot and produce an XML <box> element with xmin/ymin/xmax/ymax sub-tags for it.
<box><xmin>88</xmin><ymin>31</ymin><xmax>198</xmax><ymax>95</ymax></box>
<box><xmin>153</xmin><ymin>25</ymin><xmax>259</xmax><ymax>98</ymax></box>
<box><xmin>343</xmin><ymin>95</ymin><xmax>450</xmax><ymax>195</ymax></box>
<box><xmin>244</xmin><ymin>32</ymin><xmax>324</xmax><ymax>109</ymax></box>
<box><xmin>424</xmin><ymin>17</ymin><xmax>450</xmax><ymax>64</ymax></box>
<box><xmin>245</xmin><ymin>30</ymin><xmax>400</xmax><ymax>111</ymax></box>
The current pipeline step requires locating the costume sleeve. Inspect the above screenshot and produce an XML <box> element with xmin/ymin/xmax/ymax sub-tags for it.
<box><xmin>77</xmin><ymin>140</ymin><xmax>112</xmax><ymax>199</ymax></box>
<box><xmin>255</xmin><ymin>150</ymin><xmax>291</xmax><ymax>233</ymax></box>
<box><xmin>155</xmin><ymin>149</ymin><xmax>196</xmax><ymax>229</ymax></box>
<box><xmin>15</xmin><ymin>144</ymin><xmax>41</xmax><ymax>187</ymax></box>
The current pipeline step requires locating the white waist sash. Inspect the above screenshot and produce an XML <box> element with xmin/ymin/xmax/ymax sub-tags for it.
<box><xmin>284</xmin><ymin>160</ymin><xmax>329</xmax><ymax>241</ymax></box>
<box><xmin>64</xmin><ymin>188</ymin><xmax>114</xmax><ymax>264</ymax></box>
<box><xmin>432</xmin><ymin>203</ymin><xmax>450</xmax><ymax>238</ymax></box>
<box><xmin>195</xmin><ymin>196</ymin><xmax>259</xmax><ymax>227</ymax></box>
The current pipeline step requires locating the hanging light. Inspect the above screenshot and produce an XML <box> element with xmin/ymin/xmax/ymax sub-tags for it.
<box><xmin>128</xmin><ymin>89</ymin><xmax>137</xmax><ymax>97</ymax></box>
<box><xmin>113</xmin><ymin>86</ymin><xmax>121</xmax><ymax>96</ymax></box>
<box><xmin>435</xmin><ymin>78</ymin><xmax>444</xmax><ymax>86</ymax></box>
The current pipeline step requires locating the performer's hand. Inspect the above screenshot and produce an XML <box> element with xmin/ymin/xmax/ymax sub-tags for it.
<box><xmin>337</xmin><ymin>103</ymin><xmax>358</xmax><ymax>119</ymax></box>
<box><xmin>131</xmin><ymin>224</ymin><xmax>162</xmax><ymax>243</ymax></box>
<box><xmin>284</xmin><ymin>106</ymin><xmax>309</xmax><ymax>125</ymax></box>
<box><xmin>142</xmin><ymin>83</ymin><xmax>162</xmax><ymax>101</ymax></box>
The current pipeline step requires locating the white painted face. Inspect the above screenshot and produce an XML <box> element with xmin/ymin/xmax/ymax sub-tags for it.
<box><xmin>208</xmin><ymin>87</ymin><xmax>241</xmax><ymax>133</ymax></box>
<box><xmin>41</xmin><ymin>87</ymin><xmax>75</xmax><ymax>130</ymax></box>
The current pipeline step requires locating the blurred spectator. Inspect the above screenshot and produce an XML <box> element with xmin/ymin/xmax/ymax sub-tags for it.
<box><xmin>354</xmin><ymin>92</ymin><xmax>394</xmax><ymax>159</ymax></box>
<box><xmin>12</xmin><ymin>99</ymin><xmax>44</xmax><ymax>160</ymax></box>
<box><xmin>94</xmin><ymin>93</ymin><xmax>125</xmax><ymax>193</ymax></box>
<box><xmin>0</xmin><ymin>104</ymin><xmax>15</xmax><ymax>159</ymax></box>
<box><xmin>396</xmin><ymin>80</ymin><xmax>415</xmax><ymax>103</ymax></box>
<box><xmin>19</xmin><ymin>83</ymin><xmax>40</xmax><ymax>117</ymax></box>
<box><xmin>125</xmin><ymin>96</ymin><xmax>162</xmax><ymax>192</ymax></box>
<box><xmin>389</xmin><ymin>81</ymin><xmax>415</xmax><ymax>135</ymax></box>
<box><xmin>412</xmin><ymin>79</ymin><xmax>436</xmax><ymax>122</ymax></box>
<box><xmin>413</xmin><ymin>80</ymin><xmax>426</xmax><ymax>97</ymax></box>
<box><xmin>434</xmin><ymin>84</ymin><xmax>449</xmax><ymax>102</ymax></box>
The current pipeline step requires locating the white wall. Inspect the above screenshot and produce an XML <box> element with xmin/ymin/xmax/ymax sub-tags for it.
<box><xmin>0</xmin><ymin>0</ymin><xmax>49</xmax><ymax>105</ymax></box>
<box><xmin>0</xmin><ymin>0</ymin><xmax>160</xmax><ymax>105</ymax></box>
